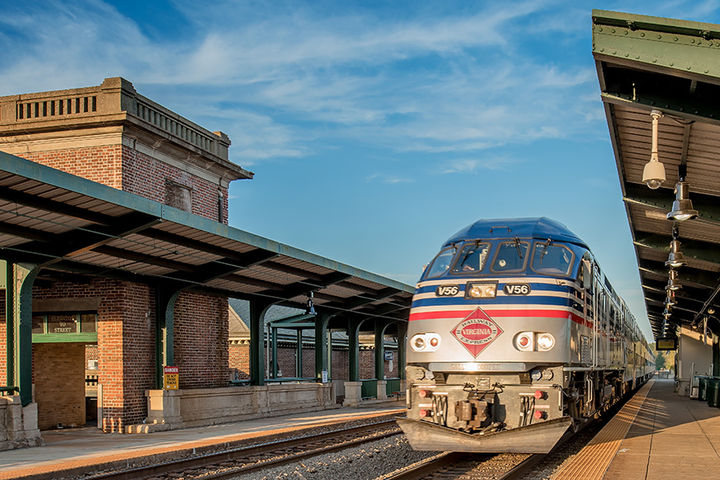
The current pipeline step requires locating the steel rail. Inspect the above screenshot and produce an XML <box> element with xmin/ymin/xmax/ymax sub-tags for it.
<box><xmin>380</xmin><ymin>452</ymin><xmax>472</xmax><ymax>480</ymax></box>
<box><xmin>85</xmin><ymin>419</ymin><xmax>401</xmax><ymax>480</ymax></box>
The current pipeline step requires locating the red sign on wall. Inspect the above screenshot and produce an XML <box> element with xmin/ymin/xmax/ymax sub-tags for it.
<box><xmin>451</xmin><ymin>308</ymin><xmax>503</xmax><ymax>357</ymax></box>
<box><xmin>163</xmin><ymin>366</ymin><xmax>179</xmax><ymax>390</ymax></box>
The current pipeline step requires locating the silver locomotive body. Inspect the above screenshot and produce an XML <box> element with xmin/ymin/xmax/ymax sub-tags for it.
<box><xmin>400</xmin><ymin>218</ymin><xmax>654</xmax><ymax>453</ymax></box>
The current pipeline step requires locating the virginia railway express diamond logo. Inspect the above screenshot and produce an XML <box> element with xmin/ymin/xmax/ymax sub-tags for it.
<box><xmin>451</xmin><ymin>308</ymin><xmax>503</xmax><ymax>357</ymax></box>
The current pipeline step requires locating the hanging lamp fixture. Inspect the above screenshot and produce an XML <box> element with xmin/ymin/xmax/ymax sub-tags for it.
<box><xmin>665</xmin><ymin>225</ymin><xmax>687</xmax><ymax>268</ymax></box>
<box><xmin>667</xmin><ymin>164</ymin><xmax>698</xmax><ymax>221</ymax></box>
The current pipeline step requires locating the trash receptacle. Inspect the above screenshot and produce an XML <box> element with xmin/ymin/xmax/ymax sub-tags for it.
<box><xmin>699</xmin><ymin>376</ymin><xmax>710</xmax><ymax>401</ymax></box>
<box><xmin>707</xmin><ymin>377</ymin><xmax>720</xmax><ymax>407</ymax></box>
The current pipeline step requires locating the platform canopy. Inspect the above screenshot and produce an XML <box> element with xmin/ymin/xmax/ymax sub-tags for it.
<box><xmin>594</xmin><ymin>10</ymin><xmax>720</xmax><ymax>338</ymax></box>
<box><xmin>0</xmin><ymin>150</ymin><xmax>414</xmax><ymax>322</ymax></box>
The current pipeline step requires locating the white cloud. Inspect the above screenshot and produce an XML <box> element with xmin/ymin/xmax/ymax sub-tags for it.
<box><xmin>442</xmin><ymin>156</ymin><xmax>521</xmax><ymax>174</ymax></box>
<box><xmin>0</xmin><ymin>1</ymin><xmax>614</xmax><ymax>164</ymax></box>
<box><xmin>366</xmin><ymin>174</ymin><xmax>414</xmax><ymax>184</ymax></box>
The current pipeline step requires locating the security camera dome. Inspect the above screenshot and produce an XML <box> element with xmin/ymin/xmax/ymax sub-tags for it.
<box><xmin>642</xmin><ymin>159</ymin><xmax>665</xmax><ymax>190</ymax></box>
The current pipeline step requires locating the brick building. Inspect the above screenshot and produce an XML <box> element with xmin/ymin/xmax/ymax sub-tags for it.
<box><xmin>0</xmin><ymin>78</ymin><xmax>252</xmax><ymax>429</ymax></box>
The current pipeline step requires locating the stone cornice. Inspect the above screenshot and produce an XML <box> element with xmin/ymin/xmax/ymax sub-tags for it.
<box><xmin>0</xmin><ymin>77</ymin><xmax>253</xmax><ymax>181</ymax></box>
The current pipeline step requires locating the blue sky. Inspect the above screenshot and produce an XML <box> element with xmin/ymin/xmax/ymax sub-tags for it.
<box><xmin>2</xmin><ymin>0</ymin><xmax>720</xmax><ymax>341</ymax></box>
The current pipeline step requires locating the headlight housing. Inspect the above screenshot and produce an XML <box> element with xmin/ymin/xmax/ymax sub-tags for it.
<box><xmin>465</xmin><ymin>282</ymin><xmax>497</xmax><ymax>298</ymax></box>
<box><xmin>410</xmin><ymin>333</ymin><xmax>442</xmax><ymax>352</ymax></box>
<box><xmin>537</xmin><ymin>333</ymin><xmax>555</xmax><ymax>351</ymax></box>
<box><xmin>515</xmin><ymin>331</ymin><xmax>534</xmax><ymax>351</ymax></box>
<box><xmin>513</xmin><ymin>331</ymin><xmax>556</xmax><ymax>352</ymax></box>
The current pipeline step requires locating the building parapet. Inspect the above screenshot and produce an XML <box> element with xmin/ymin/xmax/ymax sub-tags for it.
<box><xmin>0</xmin><ymin>77</ymin><xmax>250</xmax><ymax>179</ymax></box>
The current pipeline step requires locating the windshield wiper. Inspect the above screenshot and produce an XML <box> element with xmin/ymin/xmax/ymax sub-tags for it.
<box><xmin>540</xmin><ymin>238</ymin><xmax>552</xmax><ymax>259</ymax></box>
<box><xmin>513</xmin><ymin>237</ymin><xmax>524</xmax><ymax>259</ymax></box>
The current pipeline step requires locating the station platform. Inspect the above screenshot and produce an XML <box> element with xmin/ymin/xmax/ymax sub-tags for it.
<box><xmin>0</xmin><ymin>401</ymin><xmax>405</xmax><ymax>480</ymax></box>
<box><xmin>553</xmin><ymin>378</ymin><xmax>720</xmax><ymax>479</ymax></box>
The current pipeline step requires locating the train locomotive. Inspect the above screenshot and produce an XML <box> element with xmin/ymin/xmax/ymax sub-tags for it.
<box><xmin>397</xmin><ymin>218</ymin><xmax>654</xmax><ymax>453</ymax></box>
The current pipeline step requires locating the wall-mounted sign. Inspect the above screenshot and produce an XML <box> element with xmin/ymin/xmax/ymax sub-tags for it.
<box><xmin>656</xmin><ymin>337</ymin><xmax>678</xmax><ymax>351</ymax></box>
<box><xmin>163</xmin><ymin>365</ymin><xmax>179</xmax><ymax>390</ymax></box>
<box><xmin>384</xmin><ymin>351</ymin><xmax>394</xmax><ymax>361</ymax></box>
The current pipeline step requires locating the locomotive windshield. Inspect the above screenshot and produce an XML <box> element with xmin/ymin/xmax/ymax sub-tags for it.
<box><xmin>530</xmin><ymin>242</ymin><xmax>574</xmax><ymax>276</ymax></box>
<box><xmin>451</xmin><ymin>243</ymin><xmax>490</xmax><ymax>273</ymax></box>
<box><xmin>425</xmin><ymin>245</ymin><xmax>457</xmax><ymax>278</ymax></box>
<box><xmin>491</xmin><ymin>240</ymin><xmax>529</xmax><ymax>272</ymax></box>
<box><xmin>422</xmin><ymin>238</ymin><xmax>580</xmax><ymax>280</ymax></box>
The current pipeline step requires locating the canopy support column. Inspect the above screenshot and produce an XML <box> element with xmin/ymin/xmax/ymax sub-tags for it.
<box><xmin>296</xmin><ymin>329</ymin><xmax>303</xmax><ymax>378</ymax></box>
<box><xmin>375</xmin><ymin>321</ymin><xmax>388</xmax><ymax>380</ymax></box>
<box><xmin>3</xmin><ymin>261</ymin><xmax>38</xmax><ymax>406</ymax></box>
<box><xmin>249</xmin><ymin>300</ymin><xmax>272</xmax><ymax>386</ymax></box>
<box><xmin>315</xmin><ymin>312</ymin><xmax>331</xmax><ymax>382</ymax></box>
<box><xmin>155</xmin><ymin>283</ymin><xmax>184</xmax><ymax>388</ymax></box>
<box><xmin>348</xmin><ymin>318</ymin><xmax>361</xmax><ymax>382</ymax></box>
<box><xmin>714</xmin><ymin>334</ymin><xmax>720</xmax><ymax>377</ymax></box>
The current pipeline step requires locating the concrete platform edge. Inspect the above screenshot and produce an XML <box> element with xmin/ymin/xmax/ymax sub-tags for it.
<box><xmin>0</xmin><ymin>409</ymin><xmax>403</xmax><ymax>480</ymax></box>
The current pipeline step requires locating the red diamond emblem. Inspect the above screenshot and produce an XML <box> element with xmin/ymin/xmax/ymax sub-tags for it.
<box><xmin>451</xmin><ymin>308</ymin><xmax>504</xmax><ymax>357</ymax></box>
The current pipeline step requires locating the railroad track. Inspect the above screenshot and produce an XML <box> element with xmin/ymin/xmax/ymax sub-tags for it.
<box><xmin>381</xmin><ymin>452</ymin><xmax>533</xmax><ymax>480</ymax></box>
<box><xmin>86</xmin><ymin>418</ymin><xmax>402</xmax><ymax>480</ymax></box>
<box><xmin>382</xmin><ymin>386</ymin><xmax>641</xmax><ymax>480</ymax></box>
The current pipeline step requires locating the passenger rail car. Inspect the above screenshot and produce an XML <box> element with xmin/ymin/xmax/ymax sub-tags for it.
<box><xmin>398</xmin><ymin>218</ymin><xmax>654</xmax><ymax>454</ymax></box>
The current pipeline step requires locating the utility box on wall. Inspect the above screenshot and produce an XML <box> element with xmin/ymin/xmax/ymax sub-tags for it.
<box><xmin>677</xmin><ymin>327</ymin><xmax>713</xmax><ymax>396</ymax></box>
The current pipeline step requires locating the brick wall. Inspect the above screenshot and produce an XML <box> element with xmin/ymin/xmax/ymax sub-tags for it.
<box><xmin>31</xmin><ymin>278</ymin><xmax>155</xmax><ymax>425</ymax></box>
<box><xmin>332</xmin><ymin>349</ymin><xmax>348</xmax><ymax>380</ymax></box>
<box><xmin>30</xmin><ymin>280</ymin><xmax>230</xmax><ymax>425</ymax></box>
<box><xmin>86</xmin><ymin>344</ymin><xmax>99</xmax><ymax>363</ymax></box>
<box><xmin>14</xmin><ymin>144</ymin><xmax>228</xmax><ymax>223</ymax></box>
<box><xmin>5</xmin><ymin>134</ymin><xmax>231</xmax><ymax>424</ymax></box>
<box><xmin>228</xmin><ymin>342</ymin><xmax>249</xmax><ymax>380</ymax></box>
<box><xmin>32</xmin><ymin>343</ymin><xmax>85</xmax><ymax>430</ymax></box>
<box><xmin>235</xmin><ymin>343</ymin><xmax>400</xmax><ymax>381</ymax></box>
<box><xmin>122</xmin><ymin>146</ymin><xmax>228</xmax><ymax>222</ymax></box>
<box><xmin>17</xmin><ymin>146</ymin><xmax>123</xmax><ymax>189</ymax></box>
<box><xmin>174</xmin><ymin>292</ymin><xmax>228</xmax><ymax>388</ymax></box>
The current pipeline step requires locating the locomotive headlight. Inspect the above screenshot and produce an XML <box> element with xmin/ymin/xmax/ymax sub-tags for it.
<box><xmin>466</xmin><ymin>282</ymin><xmax>497</xmax><ymax>298</ymax></box>
<box><xmin>411</xmin><ymin>333</ymin><xmax>441</xmax><ymax>352</ymax></box>
<box><xmin>515</xmin><ymin>332</ymin><xmax>534</xmax><ymax>351</ymax></box>
<box><xmin>537</xmin><ymin>333</ymin><xmax>556</xmax><ymax>351</ymax></box>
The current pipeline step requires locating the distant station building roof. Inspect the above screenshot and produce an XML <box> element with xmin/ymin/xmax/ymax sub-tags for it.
<box><xmin>593</xmin><ymin>10</ymin><xmax>720</xmax><ymax>338</ymax></box>
<box><xmin>0</xmin><ymin>151</ymin><xmax>413</xmax><ymax>321</ymax></box>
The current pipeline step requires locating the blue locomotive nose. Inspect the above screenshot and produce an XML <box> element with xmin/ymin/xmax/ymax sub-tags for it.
<box><xmin>403</xmin><ymin>218</ymin><xmax>655</xmax><ymax>454</ymax></box>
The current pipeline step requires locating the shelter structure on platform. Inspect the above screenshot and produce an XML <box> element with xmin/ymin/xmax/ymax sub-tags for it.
<box><xmin>0</xmin><ymin>78</ymin><xmax>412</xmax><ymax>447</ymax></box>
<box><xmin>593</xmin><ymin>10</ymin><xmax>720</xmax><ymax>392</ymax></box>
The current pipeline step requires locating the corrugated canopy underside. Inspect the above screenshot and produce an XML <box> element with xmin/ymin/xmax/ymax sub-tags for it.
<box><xmin>0</xmin><ymin>152</ymin><xmax>413</xmax><ymax>323</ymax></box>
<box><xmin>594</xmin><ymin>9</ymin><xmax>720</xmax><ymax>338</ymax></box>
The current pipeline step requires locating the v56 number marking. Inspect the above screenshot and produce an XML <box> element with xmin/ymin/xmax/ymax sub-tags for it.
<box><xmin>436</xmin><ymin>285</ymin><xmax>460</xmax><ymax>296</ymax></box>
<box><xmin>504</xmin><ymin>283</ymin><xmax>531</xmax><ymax>295</ymax></box>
